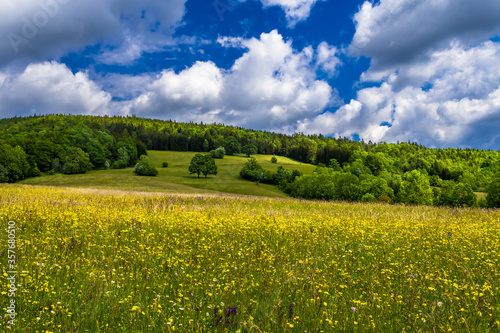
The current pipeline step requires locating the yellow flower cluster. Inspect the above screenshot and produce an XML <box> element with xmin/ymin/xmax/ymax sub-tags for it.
<box><xmin>0</xmin><ymin>185</ymin><xmax>499</xmax><ymax>332</ymax></box>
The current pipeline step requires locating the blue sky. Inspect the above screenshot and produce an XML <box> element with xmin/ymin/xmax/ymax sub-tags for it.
<box><xmin>1</xmin><ymin>0</ymin><xmax>500</xmax><ymax>149</ymax></box>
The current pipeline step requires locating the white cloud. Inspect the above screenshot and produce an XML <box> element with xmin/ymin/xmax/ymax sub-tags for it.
<box><xmin>0</xmin><ymin>0</ymin><xmax>187</xmax><ymax>67</ymax></box>
<box><xmin>0</xmin><ymin>61</ymin><xmax>112</xmax><ymax>118</ymax></box>
<box><xmin>300</xmin><ymin>41</ymin><xmax>500</xmax><ymax>149</ymax></box>
<box><xmin>125</xmin><ymin>30</ymin><xmax>334</xmax><ymax>129</ymax></box>
<box><xmin>123</xmin><ymin>61</ymin><xmax>223</xmax><ymax>118</ymax></box>
<box><xmin>316</xmin><ymin>41</ymin><xmax>341</xmax><ymax>77</ymax></box>
<box><xmin>260</xmin><ymin>0</ymin><xmax>321</xmax><ymax>27</ymax></box>
<box><xmin>350</xmin><ymin>0</ymin><xmax>500</xmax><ymax>70</ymax></box>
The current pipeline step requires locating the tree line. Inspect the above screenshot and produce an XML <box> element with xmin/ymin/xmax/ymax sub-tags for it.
<box><xmin>0</xmin><ymin>114</ymin><xmax>499</xmax><ymax>207</ymax></box>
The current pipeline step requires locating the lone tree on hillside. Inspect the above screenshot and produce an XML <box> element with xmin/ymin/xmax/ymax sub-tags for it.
<box><xmin>242</xmin><ymin>144</ymin><xmax>258</xmax><ymax>157</ymax></box>
<box><xmin>189</xmin><ymin>154</ymin><xmax>218</xmax><ymax>178</ymax></box>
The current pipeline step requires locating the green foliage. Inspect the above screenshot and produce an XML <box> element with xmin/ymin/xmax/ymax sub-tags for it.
<box><xmin>328</xmin><ymin>159</ymin><xmax>342</xmax><ymax>171</ymax></box>
<box><xmin>0</xmin><ymin>164</ymin><xmax>9</xmax><ymax>183</ymax></box>
<box><xmin>452</xmin><ymin>183</ymin><xmax>477</xmax><ymax>207</ymax></box>
<box><xmin>189</xmin><ymin>154</ymin><xmax>218</xmax><ymax>178</ymax></box>
<box><xmin>203</xmin><ymin>139</ymin><xmax>209</xmax><ymax>152</ymax></box>
<box><xmin>0</xmin><ymin>114</ymin><xmax>498</xmax><ymax>209</ymax></box>
<box><xmin>434</xmin><ymin>182</ymin><xmax>477</xmax><ymax>207</ymax></box>
<box><xmin>361</xmin><ymin>193</ymin><xmax>376</xmax><ymax>203</ymax></box>
<box><xmin>289</xmin><ymin>173</ymin><xmax>337</xmax><ymax>200</ymax></box>
<box><xmin>134</xmin><ymin>155</ymin><xmax>158</xmax><ymax>176</ymax></box>
<box><xmin>242</xmin><ymin>144</ymin><xmax>258</xmax><ymax>157</ymax></box>
<box><xmin>162</xmin><ymin>161</ymin><xmax>169</xmax><ymax>168</ymax></box>
<box><xmin>110</xmin><ymin>159</ymin><xmax>128</xmax><ymax>169</ymax></box>
<box><xmin>399</xmin><ymin>170</ymin><xmax>433</xmax><ymax>205</ymax></box>
<box><xmin>0</xmin><ymin>144</ymin><xmax>31</xmax><ymax>182</ymax></box>
<box><xmin>60</xmin><ymin>147</ymin><xmax>94</xmax><ymax>174</ymax></box>
<box><xmin>486</xmin><ymin>172</ymin><xmax>500</xmax><ymax>208</ymax></box>
<box><xmin>240</xmin><ymin>157</ymin><xmax>265</xmax><ymax>181</ymax></box>
<box><xmin>85</xmin><ymin>139</ymin><xmax>107</xmax><ymax>168</ymax></box>
<box><xmin>271</xmin><ymin>156</ymin><xmax>277</xmax><ymax>163</ymax></box>
<box><xmin>224</xmin><ymin>137</ymin><xmax>241</xmax><ymax>155</ymax></box>
<box><xmin>210</xmin><ymin>146</ymin><xmax>226</xmax><ymax>159</ymax></box>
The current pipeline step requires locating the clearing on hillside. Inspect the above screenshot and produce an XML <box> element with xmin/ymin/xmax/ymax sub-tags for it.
<box><xmin>19</xmin><ymin>151</ymin><xmax>316</xmax><ymax>197</ymax></box>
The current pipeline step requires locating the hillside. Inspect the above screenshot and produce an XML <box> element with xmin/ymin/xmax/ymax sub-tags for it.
<box><xmin>20</xmin><ymin>151</ymin><xmax>316</xmax><ymax>197</ymax></box>
<box><xmin>1</xmin><ymin>114</ymin><xmax>499</xmax><ymax>207</ymax></box>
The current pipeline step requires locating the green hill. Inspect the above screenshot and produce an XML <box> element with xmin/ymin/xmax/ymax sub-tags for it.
<box><xmin>1</xmin><ymin>114</ymin><xmax>499</xmax><ymax>207</ymax></box>
<box><xmin>20</xmin><ymin>151</ymin><xmax>316</xmax><ymax>197</ymax></box>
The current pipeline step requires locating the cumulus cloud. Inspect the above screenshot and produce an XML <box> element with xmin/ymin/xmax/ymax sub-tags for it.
<box><xmin>123</xmin><ymin>61</ymin><xmax>223</xmax><ymax>119</ymax></box>
<box><xmin>0</xmin><ymin>61</ymin><xmax>112</xmax><ymax>118</ymax></box>
<box><xmin>316</xmin><ymin>41</ymin><xmax>341</xmax><ymax>77</ymax></box>
<box><xmin>0</xmin><ymin>0</ymin><xmax>187</xmax><ymax>67</ymax></box>
<box><xmin>125</xmin><ymin>30</ymin><xmax>334</xmax><ymax>129</ymax></box>
<box><xmin>260</xmin><ymin>0</ymin><xmax>321</xmax><ymax>27</ymax></box>
<box><xmin>350</xmin><ymin>0</ymin><xmax>500</xmax><ymax>70</ymax></box>
<box><xmin>299</xmin><ymin>41</ymin><xmax>500</xmax><ymax>149</ymax></box>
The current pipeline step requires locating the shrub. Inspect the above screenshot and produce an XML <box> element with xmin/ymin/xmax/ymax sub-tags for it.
<box><xmin>361</xmin><ymin>193</ymin><xmax>376</xmax><ymax>203</ymax></box>
<box><xmin>271</xmin><ymin>156</ymin><xmax>277</xmax><ymax>163</ymax></box>
<box><xmin>111</xmin><ymin>159</ymin><xmax>127</xmax><ymax>169</ymax></box>
<box><xmin>134</xmin><ymin>155</ymin><xmax>158</xmax><ymax>176</ymax></box>
<box><xmin>162</xmin><ymin>161</ymin><xmax>169</xmax><ymax>168</ymax></box>
<box><xmin>210</xmin><ymin>146</ymin><xmax>226</xmax><ymax>159</ymax></box>
<box><xmin>377</xmin><ymin>192</ymin><xmax>392</xmax><ymax>203</ymax></box>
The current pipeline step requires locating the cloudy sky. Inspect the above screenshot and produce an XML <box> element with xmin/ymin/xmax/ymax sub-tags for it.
<box><xmin>1</xmin><ymin>0</ymin><xmax>500</xmax><ymax>149</ymax></box>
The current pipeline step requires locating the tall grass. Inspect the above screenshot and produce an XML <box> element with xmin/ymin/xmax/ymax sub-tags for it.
<box><xmin>1</xmin><ymin>184</ymin><xmax>499</xmax><ymax>332</ymax></box>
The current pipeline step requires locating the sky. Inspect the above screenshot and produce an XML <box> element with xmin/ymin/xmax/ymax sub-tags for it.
<box><xmin>1</xmin><ymin>0</ymin><xmax>500</xmax><ymax>149</ymax></box>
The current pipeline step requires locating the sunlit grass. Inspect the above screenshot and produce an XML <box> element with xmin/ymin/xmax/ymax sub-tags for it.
<box><xmin>1</xmin><ymin>184</ymin><xmax>499</xmax><ymax>332</ymax></box>
<box><xmin>19</xmin><ymin>151</ymin><xmax>316</xmax><ymax>198</ymax></box>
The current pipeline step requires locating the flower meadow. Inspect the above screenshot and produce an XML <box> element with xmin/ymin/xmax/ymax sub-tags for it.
<box><xmin>1</xmin><ymin>185</ymin><xmax>499</xmax><ymax>332</ymax></box>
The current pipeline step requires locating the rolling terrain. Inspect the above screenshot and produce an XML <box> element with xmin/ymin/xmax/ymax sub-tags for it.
<box><xmin>19</xmin><ymin>151</ymin><xmax>316</xmax><ymax>197</ymax></box>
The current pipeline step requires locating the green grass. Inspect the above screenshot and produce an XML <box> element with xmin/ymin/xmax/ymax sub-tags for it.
<box><xmin>20</xmin><ymin>151</ymin><xmax>316</xmax><ymax>197</ymax></box>
<box><xmin>2</xmin><ymin>185</ymin><xmax>499</xmax><ymax>332</ymax></box>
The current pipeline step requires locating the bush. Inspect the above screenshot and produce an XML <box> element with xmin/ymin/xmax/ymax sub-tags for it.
<box><xmin>162</xmin><ymin>161</ymin><xmax>169</xmax><ymax>168</ymax></box>
<box><xmin>361</xmin><ymin>193</ymin><xmax>376</xmax><ymax>203</ymax></box>
<box><xmin>111</xmin><ymin>159</ymin><xmax>128</xmax><ymax>169</ymax></box>
<box><xmin>134</xmin><ymin>155</ymin><xmax>158</xmax><ymax>176</ymax></box>
<box><xmin>210</xmin><ymin>146</ymin><xmax>226</xmax><ymax>159</ymax></box>
<box><xmin>271</xmin><ymin>156</ymin><xmax>277</xmax><ymax>163</ymax></box>
<box><xmin>377</xmin><ymin>192</ymin><xmax>392</xmax><ymax>203</ymax></box>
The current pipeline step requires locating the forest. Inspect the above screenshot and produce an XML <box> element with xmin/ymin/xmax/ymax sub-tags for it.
<box><xmin>0</xmin><ymin>114</ymin><xmax>499</xmax><ymax>207</ymax></box>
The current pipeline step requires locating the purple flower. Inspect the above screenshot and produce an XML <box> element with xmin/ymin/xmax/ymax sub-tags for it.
<box><xmin>351</xmin><ymin>307</ymin><xmax>356</xmax><ymax>312</ymax></box>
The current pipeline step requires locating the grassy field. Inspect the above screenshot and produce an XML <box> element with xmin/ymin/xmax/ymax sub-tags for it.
<box><xmin>19</xmin><ymin>151</ymin><xmax>316</xmax><ymax>198</ymax></box>
<box><xmin>1</xmin><ymin>185</ymin><xmax>499</xmax><ymax>332</ymax></box>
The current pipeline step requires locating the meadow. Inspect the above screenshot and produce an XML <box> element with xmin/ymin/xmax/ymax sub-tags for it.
<box><xmin>19</xmin><ymin>151</ymin><xmax>316</xmax><ymax>198</ymax></box>
<box><xmin>1</xmin><ymin>185</ymin><xmax>499</xmax><ymax>332</ymax></box>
